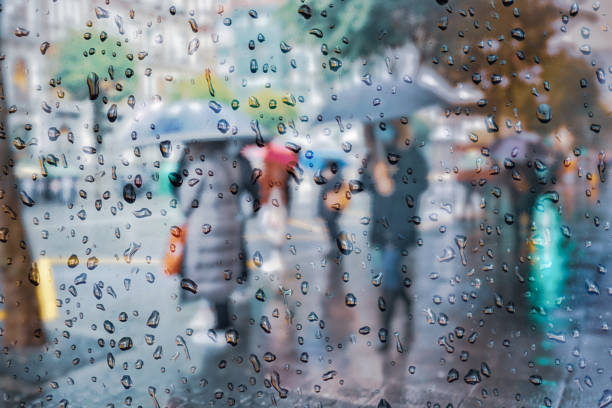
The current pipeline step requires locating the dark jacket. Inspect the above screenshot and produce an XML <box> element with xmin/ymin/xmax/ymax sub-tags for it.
<box><xmin>368</xmin><ymin>145</ymin><xmax>429</xmax><ymax>248</ymax></box>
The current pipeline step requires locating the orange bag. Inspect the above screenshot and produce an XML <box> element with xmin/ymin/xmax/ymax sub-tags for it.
<box><xmin>323</xmin><ymin>182</ymin><xmax>351</xmax><ymax>212</ymax></box>
<box><xmin>163</xmin><ymin>224</ymin><xmax>187</xmax><ymax>276</ymax></box>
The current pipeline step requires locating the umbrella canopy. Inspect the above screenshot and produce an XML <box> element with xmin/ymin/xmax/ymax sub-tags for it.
<box><xmin>242</xmin><ymin>141</ymin><xmax>298</xmax><ymax>166</ymax></box>
<box><xmin>299</xmin><ymin>148</ymin><xmax>347</xmax><ymax>171</ymax></box>
<box><xmin>117</xmin><ymin>100</ymin><xmax>266</xmax><ymax>145</ymax></box>
<box><xmin>490</xmin><ymin>132</ymin><xmax>543</xmax><ymax>162</ymax></box>
<box><xmin>321</xmin><ymin>80</ymin><xmax>443</xmax><ymax>121</ymax></box>
<box><xmin>319</xmin><ymin>68</ymin><xmax>481</xmax><ymax>122</ymax></box>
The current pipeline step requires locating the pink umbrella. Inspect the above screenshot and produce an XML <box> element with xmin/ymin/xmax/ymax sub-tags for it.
<box><xmin>242</xmin><ymin>141</ymin><xmax>297</xmax><ymax>166</ymax></box>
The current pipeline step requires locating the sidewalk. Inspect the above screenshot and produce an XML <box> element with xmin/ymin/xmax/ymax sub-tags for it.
<box><xmin>2</xmin><ymin>181</ymin><xmax>612</xmax><ymax>407</ymax></box>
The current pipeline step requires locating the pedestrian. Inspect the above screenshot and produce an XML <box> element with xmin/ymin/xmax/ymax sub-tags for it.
<box><xmin>317</xmin><ymin>159</ymin><xmax>345</xmax><ymax>265</ymax></box>
<box><xmin>364</xmin><ymin>118</ymin><xmax>429</xmax><ymax>354</ymax></box>
<box><xmin>177</xmin><ymin>140</ymin><xmax>259</xmax><ymax>331</ymax></box>
<box><xmin>256</xmin><ymin>141</ymin><xmax>297</xmax><ymax>273</ymax></box>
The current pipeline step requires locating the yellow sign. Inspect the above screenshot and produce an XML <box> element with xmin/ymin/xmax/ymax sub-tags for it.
<box><xmin>35</xmin><ymin>258</ymin><xmax>58</xmax><ymax>321</ymax></box>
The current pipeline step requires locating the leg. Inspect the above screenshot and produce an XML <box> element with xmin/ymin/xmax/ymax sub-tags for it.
<box><xmin>379</xmin><ymin>245</ymin><xmax>402</xmax><ymax>350</ymax></box>
<box><xmin>214</xmin><ymin>301</ymin><xmax>231</xmax><ymax>329</ymax></box>
<box><xmin>380</xmin><ymin>289</ymin><xmax>396</xmax><ymax>351</ymax></box>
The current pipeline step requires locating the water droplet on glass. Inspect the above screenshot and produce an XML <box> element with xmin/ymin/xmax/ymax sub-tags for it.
<box><xmin>28</xmin><ymin>263</ymin><xmax>40</xmax><ymax>286</ymax></box>
<box><xmin>217</xmin><ymin>119</ymin><xmax>229</xmax><ymax>134</ymax></box>
<box><xmin>14</xmin><ymin>27</ymin><xmax>30</xmax><ymax>37</ymax></box>
<box><xmin>40</xmin><ymin>41</ymin><xmax>50</xmax><ymax>55</ymax></box>
<box><xmin>188</xmin><ymin>38</ymin><xmax>200</xmax><ymax>55</ymax></box>
<box><xmin>147</xmin><ymin>310</ymin><xmax>160</xmax><ymax>328</ymax></box>
<box><xmin>510</xmin><ymin>27</ymin><xmax>525</xmax><ymax>41</ymax></box>
<box><xmin>596</xmin><ymin>68</ymin><xmax>606</xmax><ymax>84</ymax></box>
<box><xmin>103</xmin><ymin>320</ymin><xmax>115</xmax><ymax>334</ymax></box>
<box><xmin>280</xmin><ymin>41</ymin><xmax>292</xmax><ymax>53</ymax></box>
<box><xmin>464</xmin><ymin>369</ymin><xmax>482</xmax><ymax>385</ymax></box>
<box><xmin>118</xmin><ymin>337</ymin><xmax>133</xmax><ymax>351</ymax></box>
<box><xmin>599</xmin><ymin>390</ymin><xmax>612</xmax><ymax>408</ymax></box>
<box><xmin>123</xmin><ymin>184</ymin><xmax>136</xmax><ymax>204</ymax></box>
<box><xmin>581</xmin><ymin>26</ymin><xmax>591</xmax><ymax>39</ymax></box>
<box><xmin>249</xmin><ymin>354</ymin><xmax>261</xmax><ymax>372</ymax></box>
<box><xmin>168</xmin><ymin>172</ymin><xmax>183</xmax><ymax>187</ymax></box>
<box><xmin>225</xmin><ymin>329</ymin><xmax>239</xmax><ymax>346</ymax></box>
<box><xmin>336</xmin><ymin>231</ymin><xmax>353</xmax><ymax>255</ymax></box>
<box><xmin>260</xmin><ymin>316</ymin><xmax>271</xmax><ymax>333</ymax></box>
<box><xmin>121</xmin><ymin>375</ymin><xmax>133</xmax><ymax>389</ymax></box>
<box><xmin>107</xmin><ymin>104</ymin><xmax>118</xmax><ymax>122</ymax></box>
<box><xmin>529</xmin><ymin>375</ymin><xmax>543</xmax><ymax>385</ymax></box>
<box><xmin>329</xmin><ymin>57</ymin><xmax>342</xmax><ymax>72</ymax></box>
<box><xmin>569</xmin><ymin>2</ymin><xmax>579</xmax><ymax>16</ymax></box>
<box><xmin>181</xmin><ymin>278</ymin><xmax>198</xmax><ymax>294</ymax></box>
<box><xmin>297</xmin><ymin>4</ymin><xmax>312</xmax><ymax>19</ymax></box>
<box><xmin>255</xmin><ymin>288</ymin><xmax>265</xmax><ymax>302</ymax></box>
<box><xmin>345</xmin><ymin>293</ymin><xmax>357</xmax><ymax>307</ymax></box>
<box><xmin>87</xmin><ymin>256</ymin><xmax>99</xmax><ymax>270</ymax></box>
<box><xmin>107</xmin><ymin>353</ymin><xmax>115</xmax><ymax>369</ymax></box>
<box><xmin>204</xmin><ymin>68</ymin><xmax>215</xmax><ymax>97</ymax></box>
<box><xmin>74</xmin><ymin>273</ymin><xmax>87</xmax><ymax>285</ymax></box>
<box><xmin>19</xmin><ymin>191</ymin><xmax>35</xmax><ymax>207</ymax></box>
<box><xmin>536</xmin><ymin>103</ymin><xmax>552</xmax><ymax>123</ymax></box>
<box><xmin>48</xmin><ymin>127</ymin><xmax>60</xmax><ymax>141</ymax></box>
<box><xmin>485</xmin><ymin>115</ymin><xmax>499</xmax><ymax>132</ymax></box>
<box><xmin>95</xmin><ymin>7</ymin><xmax>110</xmax><ymax>18</ymax></box>
<box><xmin>67</xmin><ymin>254</ymin><xmax>79</xmax><ymax>268</ymax></box>
<box><xmin>253</xmin><ymin>251</ymin><xmax>263</xmax><ymax>268</ymax></box>
<box><xmin>133</xmin><ymin>208</ymin><xmax>152</xmax><ymax>218</ymax></box>
<box><xmin>447</xmin><ymin>368</ymin><xmax>459</xmax><ymax>382</ymax></box>
<box><xmin>160</xmin><ymin>140</ymin><xmax>172</xmax><ymax>158</ymax></box>
<box><xmin>580</xmin><ymin>44</ymin><xmax>592</xmax><ymax>55</ymax></box>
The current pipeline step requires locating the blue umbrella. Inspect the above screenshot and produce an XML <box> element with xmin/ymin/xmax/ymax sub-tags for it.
<box><xmin>300</xmin><ymin>148</ymin><xmax>347</xmax><ymax>172</ymax></box>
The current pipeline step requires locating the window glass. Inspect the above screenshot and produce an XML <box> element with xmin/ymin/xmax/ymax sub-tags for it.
<box><xmin>0</xmin><ymin>1</ymin><xmax>610</xmax><ymax>407</ymax></box>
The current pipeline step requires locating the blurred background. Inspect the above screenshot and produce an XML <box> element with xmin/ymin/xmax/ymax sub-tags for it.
<box><xmin>0</xmin><ymin>0</ymin><xmax>611</xmax><ymax>407</ymax></box>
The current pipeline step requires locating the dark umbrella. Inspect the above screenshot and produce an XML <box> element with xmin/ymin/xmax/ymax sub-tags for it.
<box><xmin>490</xmin><ymin>132</ymin><xmax>543</xmax><ymax>163</ymax></box>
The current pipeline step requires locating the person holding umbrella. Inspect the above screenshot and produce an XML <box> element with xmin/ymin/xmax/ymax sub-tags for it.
<box><xmin>363</xmin><ymin>118</ymin><xmax>430</xmax><ymax>354</ymax></box>
<box><xmin>119</xmin><ymin>101</ymin><xmax>262</xmax><ymax>333</ymax></box>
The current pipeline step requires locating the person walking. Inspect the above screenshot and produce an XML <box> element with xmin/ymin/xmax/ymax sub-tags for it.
<box><xmin>178</xmin><ymin>140</ymin><xmax>258</xmax><ymax>331</ymax></box>
<box><xmin>364</xmin><ymin>118</ymin><xmax>429</xmax><ymax>354</ymax></box>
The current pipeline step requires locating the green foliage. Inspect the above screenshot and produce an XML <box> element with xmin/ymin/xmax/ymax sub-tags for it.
<box><xmin>280</xmin><ymin>0</ymin><xmax>437</xmax><ymax>60</ymax></box>
<box><xmin>280</xmin><ymin>0</ymin><xmax>607</xmax><ymax>144</ymax></box>
<box><xmin>163</xmin><ymin>76</ymin><xmax>297</xmax><ymax>135</ymax></box>
<box><xmin>54</xmin><ymin>30</ymin><xmax>136</xmax><ymax>101</ymax></box>
<box><xmin>164</xmin><ymin>75</ymin><xmax>233</xmax><ymax>105</ymax></box>
<box><xmin>246</xmin><ymin>89</ymin><xmax>299</xmax><ymax>134</ymax></box>
<box><xmin>420</xmin><ymin>0</ymin><xmax>605</xmax><ymax>140</ymax></box>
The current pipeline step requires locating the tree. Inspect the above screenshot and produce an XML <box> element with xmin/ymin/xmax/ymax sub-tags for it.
<box><xmin>0</xmin><ymin>54</ymin><xmax>45</xmax><ymax>348</ymax></box>
<box><xmin>280</xmin><ymin>0</ymin><xmax>608</xmax><ymax>146</ymax></box>
<box><xmin>54</xmin><ymin>30</ymin><xmax>136</xmax><ymax>139</ymax></box>
<box><xmin>163</xmin><ymin>74</ymin><xmax>298</xmax><ymax>136</ymax></box>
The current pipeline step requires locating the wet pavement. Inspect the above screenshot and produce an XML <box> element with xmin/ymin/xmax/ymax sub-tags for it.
<box><xmin>1</xmin><ymin>178</ymin><xmax>611</xmax><ymax>408</ymax></box>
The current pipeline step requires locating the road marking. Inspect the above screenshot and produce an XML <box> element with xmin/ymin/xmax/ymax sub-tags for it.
<box><xmin>0</xmin><ymin>257</ymin><xmax>160</xmax><ymax>322</ymax></box>
<box><xmin>5</xmin><ymin>216</ymin><xmax>327</xmax><ymax>323</ymax></box>
<box><xmin>288</xmin><ymin>218</ymin><xmax>323</xmax><ymax>232</ymax></box>
<box><xmin>36</xmin><ymin>258</ymin><xmax>58</xmax><ymax>321</ymax></box>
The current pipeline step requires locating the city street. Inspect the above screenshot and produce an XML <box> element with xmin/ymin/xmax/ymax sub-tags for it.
<box><xmin>0</xmin><ymin>0</ymin><xmax>610</xmax><ymax>406</ymax></box>
<box><xmin>0</xmin><ymin>175</ymin><xmax>610</xmax><ymax>408</ymax></box>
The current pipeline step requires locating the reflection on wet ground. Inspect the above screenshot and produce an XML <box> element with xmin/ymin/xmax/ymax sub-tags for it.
<box><xmin>3</xmin><ymin>177</ymin><xmax>609</xmax><ymax>407</ymax></box>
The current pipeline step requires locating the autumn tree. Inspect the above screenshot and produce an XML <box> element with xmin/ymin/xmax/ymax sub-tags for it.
<box><xmin>281</xmin><ymin>0</ymin><xmax>607</xmax><ymax>146</ymax></box>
